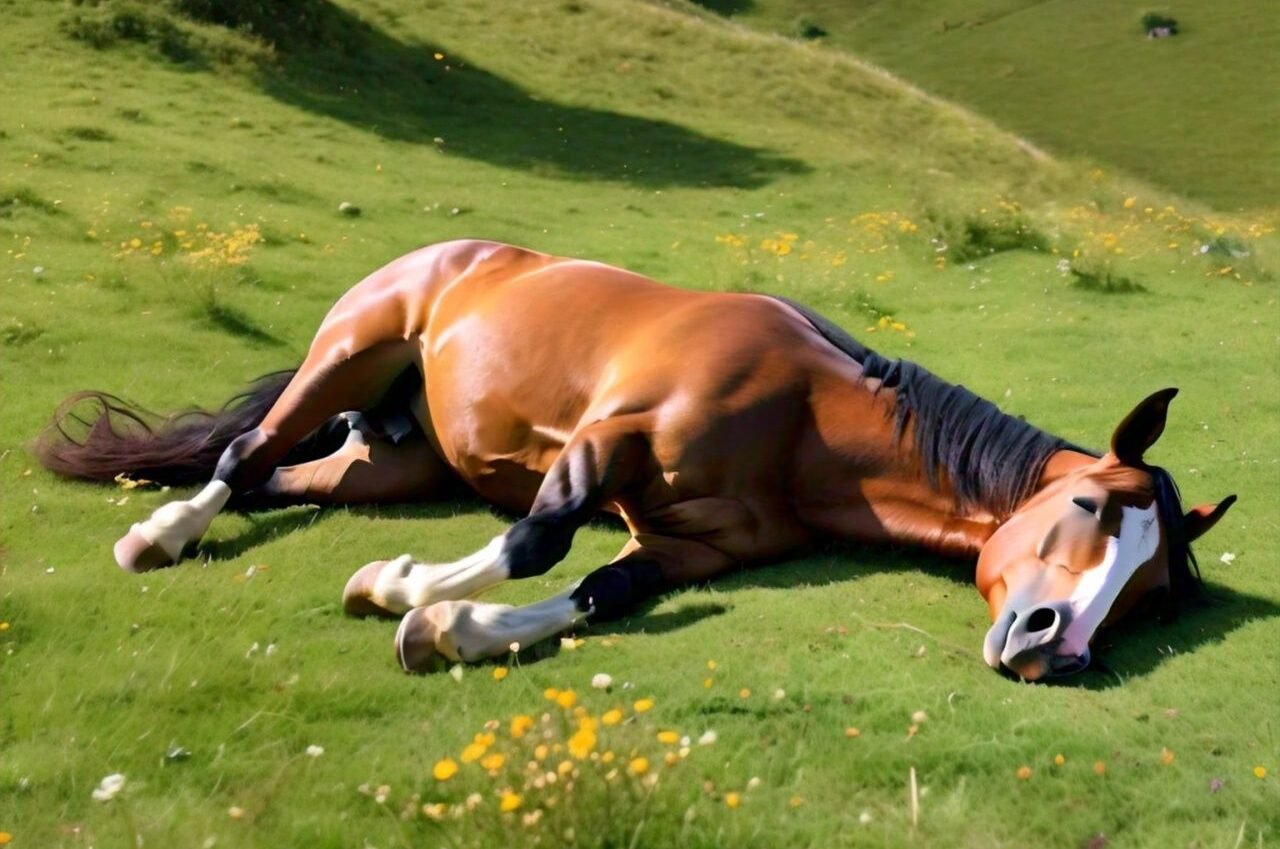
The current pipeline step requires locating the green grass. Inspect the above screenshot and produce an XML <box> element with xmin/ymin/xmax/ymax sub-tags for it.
<box><xmin>699</xmin><ymin>0</ymin><xmax>1280</xmax><ymax>212</ymax></box>
<box><xmin>2</xmin><ymin>1</ymin><xmax>1278</xmax><ymax>846</ymax></box>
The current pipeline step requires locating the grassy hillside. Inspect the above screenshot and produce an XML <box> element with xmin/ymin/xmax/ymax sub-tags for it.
<box><xmin>1</xmin><ymin>1</ymin><xmax>1277</xmax><ymax>847</ymax></box>
<box><xmin>702</xmin><ymin>0</ymin><xmax>1280</xmax><ymax>211</ymax></box>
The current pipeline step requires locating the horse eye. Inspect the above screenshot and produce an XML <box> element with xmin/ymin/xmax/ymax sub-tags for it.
<box><xmin>1071</xmin><ymin>496</ymin><xmax>1099</xmax><ymax>514</ymax></box>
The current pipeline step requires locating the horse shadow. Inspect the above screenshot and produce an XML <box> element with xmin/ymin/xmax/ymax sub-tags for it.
<box><xmin>204</xmin><ymin>501</ymin><xmax>1278</xmax><ymax>684</ymax></box>
<box><xmin>228</xmin><ymin>1</ymin><xmax>810</xmax><ymax>189</ymax></box>
<box><xmin>586</xmin><ymin>539</ymin><xmax>1280</xmax><ymax>687</ymax></box>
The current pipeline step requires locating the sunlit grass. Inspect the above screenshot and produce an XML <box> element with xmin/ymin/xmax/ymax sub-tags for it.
<box><xmin>1</xmin><ymin>1</ymin><xmax>1276</xmax><ymax>847</ymax></box>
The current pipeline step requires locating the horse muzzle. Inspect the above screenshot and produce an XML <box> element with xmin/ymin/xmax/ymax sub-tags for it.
<box><xmin>983</xmin><ymin>601</ymin><xmax>1091</xmax><ymax>680</ymax></box>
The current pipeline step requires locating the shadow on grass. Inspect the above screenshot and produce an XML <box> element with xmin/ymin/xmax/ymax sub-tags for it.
<box><xmin>596</xmin><ymin>540</ymin><xmax>1278</xmax><ymax>687</ymax></box>
<box><xmin>247</xmin><ymin>2</ymin><xmax>808</xmax><ymax>189</ymax></box>
<box><xmin>1066</xmin><ymin>582</ymin><xmax>1280</xmax><ymax>690</ymax></box>
<box><xmin>201</xmin><ymin>496</ymin><xmax>1275</xmax><ymax>685</ymax></box>
<box><xmin>199</xmin><ymin>505</ymin><xmax>332</xmax><ymax>561</ymax></box>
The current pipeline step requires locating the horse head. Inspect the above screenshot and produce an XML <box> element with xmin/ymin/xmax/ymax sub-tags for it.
<box><xmin>976</xmin><ymin>389</ymin><xmax>1236</xmax><ymax>680</ymax></box>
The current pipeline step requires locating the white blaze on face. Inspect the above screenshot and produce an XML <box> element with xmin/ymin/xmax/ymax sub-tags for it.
<box><xmin>1058</xmin><ymin>503</ymin><xmax>1160</xmax><ymax>657</ymax></box>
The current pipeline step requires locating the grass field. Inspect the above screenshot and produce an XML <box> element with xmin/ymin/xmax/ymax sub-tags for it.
<box><xmin>1</xmin><ymin>1</ymin><xmax>1278</xmax><ymax>846</ymax></box>
<box><xmin>702</xmin><ymin>0</ymin><xmax>1280</xmax><ymax>212</ymax></box>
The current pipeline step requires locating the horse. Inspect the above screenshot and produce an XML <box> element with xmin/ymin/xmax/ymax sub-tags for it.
<box><xmin>37</xmin><ymin>239</ymin><xmax>1236</xmax><ymax>680</ymax></box>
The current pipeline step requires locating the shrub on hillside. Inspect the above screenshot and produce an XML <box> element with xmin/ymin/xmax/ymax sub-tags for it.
<box><xmin>61</xmin><ymin>0</ymin><xmax>350</xmax><ymax>63</ymax></box>
<box><xmin>1140</xmin><ymin>11</ymin><xmax>1179</xmax><ymax>36</ymax></box>
<box><xmin>792</xmin><ymin>17</ymin><xmax>827</xmax><ymax>40</ymax></box>
<box><xmin>928</xmin><ymin>209</ymin><xmax>1050</xmax><ymax>263</ymax></box>
<box><xmin>172</xmin><ymin>0</ymin><xmax>331</xmax><ymax>48</ymax></box>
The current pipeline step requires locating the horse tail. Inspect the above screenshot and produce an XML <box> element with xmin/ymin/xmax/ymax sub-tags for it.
<box><xmin>34</xmin><ymin>369</ymin><xmax>299</xmax><ymax>487</ymax></box>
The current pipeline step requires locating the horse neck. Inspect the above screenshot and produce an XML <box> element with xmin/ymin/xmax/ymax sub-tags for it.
<box><xmin>802</xmin><ymin>378</ymin><xmax>996</xmax><ymax>558</ymax></box>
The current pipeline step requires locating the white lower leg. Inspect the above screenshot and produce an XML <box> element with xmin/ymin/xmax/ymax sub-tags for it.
<box><xmin>405</xmin><ymin>589</ymin><xmax>588</xmax><ymax>663</ymax></box>
<box><xmin>129</xmin><ymin>480</ymin><xmax>232</xmax><ymax>561</ymax></box>
<box><xmin>369</xmin><ymin>536</ymin><xmax>510</xmax><ymax>613</ymax></box>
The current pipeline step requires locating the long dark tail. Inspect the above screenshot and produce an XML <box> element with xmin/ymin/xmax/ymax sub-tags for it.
<box><xmin>35</xmin><ymin>370</ymin><xmax>298</xmax><ymax>487</ymax></box>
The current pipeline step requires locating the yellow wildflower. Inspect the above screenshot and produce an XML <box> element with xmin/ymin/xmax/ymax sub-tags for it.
<box><xmin>1160</xmin><ymin>748</ymin><xmax>1174</xmax><ymax>766</ymax></box>
<box><xmin>725</xmin><ymin>791</ymin><xmax>741</xmax><ymax>809</ymax></box>
<box><xmin>601</xmin><ymin>708</ymin><xmax>624</xmax><ymax>726</ymax></box>
<box><xmin>422</xmin><ymin>802</ymin><xmax>447</xmax><ymax>819</ymax></box>
<box><xmin>628</xmin><ymin>757</ymin><xmax>650</xmax><ymax>776</ymax></box>
<box><xmin>556</xmin><ymin>690</ymin><xmax>577</xmax><ymax>709</ymax></box>
<box><xmin>557</xmin><ymin>760</ymin><xmax>574</xmax><ymax>776</ymax></box>
<box><xmin>1054</xmin><ymin>754</ymin><xmax>1065</xmax><ymax>766</ymax></box>
<box><xmin>1253</xmin><ymin>766</ymin><xmax>1267</xmax><ymax>779</ymax></box>
<box><xmin>1123</xmin><ymin>197</ymin><xmax>1136</xmax><ymax>209</ymax></box>
<box><xmin>499</xmin><ymin>791</ymin><xmax>522</xmax><ymax>812</ymax></box>
<box><xmin>1093</xmin><ymin>761</ymin><xmax>1107</xmax><ymax>776</ymax></box>
<box><xmin>432</xmin><ymin>758</ymin><xmax>458</xmax><ymax>781</ymax></box>
<box><xmin>703</xmin><ymin>677</ymin><xmax>714</xmax><ymax>689</ymax></box>
<box><xmin>534</xmin><ymin>744</ymin><xmax>548</xmax><ymax>761</ymax></box>
<box><xmin>633</xmin><ymin>698</ymin><xmax>654</xmax><ymax>713</ymax></box>
<box><xmin>664</xmin><ymin>752</ymin><xmax>680</xmax><ymax>766</ymax></box>
<box><xmin>511</xmin><ymin>715</ymin><xmax>535</xmax><ymax>738</ymax></box>
<box><xmin>460</xmin><ymin>742</ymin><xmax>487</xmax><ymax>763</ymax></box>
<box><xmin>568</xmin><ymin>725</ymin><xmax>597</xmax><ymax>759</ymax></box>
<box><xmin>493</xmin><ymin>667</ymin><xmax>509</xmax><ymax>681</ymax></box>
<box><xmin>474</xmin><ymin>732</ymin><xmax>496</xmax><ymax>747</ymax></box>
<box><xmin>481</xmin><ymin>753</ymin><xmax>506</xmax><ymax>771</ymax></box>
<box><xmin>789</xmin><ymin>796</ymin><xmax>804</xmax><ymax>808</ymax></box>
<box><xmin>707</xmin><ymin>660</ymin><xmax>718</xmax><ymax>671</ymax></box>
<box><xmin>1016</xmin><ymin>766</ymin><xmax>1032</xmax><ymax>780</ymax></box>
<box><xmin>657</xmin><ymin>731</ymin><xmax>679</xmax><ymax>745</ymax></box>
<box><xmin>739</xmin><ymin>688</ymin><xmax>751</xmax><ymax>700</ymax></box>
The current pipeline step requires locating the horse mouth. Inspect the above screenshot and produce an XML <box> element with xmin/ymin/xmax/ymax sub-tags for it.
<box><xmin>983</xmin><ymin>610</ymin><xmax>1091</xmax><ymax>680</ymax></box>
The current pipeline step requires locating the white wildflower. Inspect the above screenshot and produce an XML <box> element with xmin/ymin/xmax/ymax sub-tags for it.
<box><xmin>92</xmin><ymin>773</ymin><xmax>126</xmax><ymax>802</ymax></box>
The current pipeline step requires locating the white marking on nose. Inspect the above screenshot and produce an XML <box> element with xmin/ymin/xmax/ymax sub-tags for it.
<box><xmin>1058</xmin><ymin>503</ymin><xmax>1159</xmax><ymax>656</ymax></box>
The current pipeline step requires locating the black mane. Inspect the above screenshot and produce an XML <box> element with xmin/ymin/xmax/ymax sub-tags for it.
<box><xmin>774</xmin><ymin>296</ymin><xmax>1205</xmax><ymax>604</ymax></box>
<box><xmin>1150</xmin><ymin>465</ymin><xmax>1205</xmax><ymax>608</ymax></box>
<box><xmin>774</xmin><ymin>296</ymin><xmax>1070</xmax><ymax>517</ymax></box>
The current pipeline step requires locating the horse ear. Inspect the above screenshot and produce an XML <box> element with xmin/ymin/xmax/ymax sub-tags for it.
<box><xmin>1111</xmin><ymin>387</ymin><xmax>1178</xmax><ymax>465</ymax></box>
<box><xmin>1184</xmin><ymin>494</ymin><xmax>1237</xmax><ymax>542</ymax></box>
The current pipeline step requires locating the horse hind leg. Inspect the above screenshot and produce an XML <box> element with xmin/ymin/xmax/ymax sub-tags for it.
<box><xmin>113</xmin><ymin>339</ymin><xmax>418</xmax><ymax>572</ymax></box>
<box><xmin>254</xmin><ymin>413</ymin><xmax>454</xmax><ymax>507</ymax></box>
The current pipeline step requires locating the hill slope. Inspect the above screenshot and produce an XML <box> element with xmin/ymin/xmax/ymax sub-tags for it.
<box><xmin>1</xmin><ymin>2</ymin><xmax>1277</xmax><ymax>847</ymax></box>
<box><xmin>701</xmin><ymin>0</ymin><xmax>1280</xmax><ymax>211</ymax></box>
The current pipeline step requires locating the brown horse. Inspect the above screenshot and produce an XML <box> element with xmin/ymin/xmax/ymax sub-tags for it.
<box><xmin>38</xmin><ymin>240</ymin><xmax>1236</xmax><ymax>680</ymax></box>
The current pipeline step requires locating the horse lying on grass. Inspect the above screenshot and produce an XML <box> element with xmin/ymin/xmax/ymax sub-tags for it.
<box><xmin>38</xmin><ymin>240</ymin><xmax>1235</xmax><ymax>680</ymax></box>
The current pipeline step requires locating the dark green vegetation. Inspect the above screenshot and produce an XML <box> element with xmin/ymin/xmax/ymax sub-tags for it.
<box><xmin>704</xmin><ymin>0</ymin><xmax>1280</xmax><ymax>211</ymax></box>
<box><xmin>1</xmin><ymin>1</ymin><xmax>1277</xmax><ymax>846</ymax></box>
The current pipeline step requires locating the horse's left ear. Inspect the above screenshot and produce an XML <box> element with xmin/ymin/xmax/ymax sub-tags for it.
<box><xmin>1111</xmin><ymin>387</ymin><xmax>1178</xmax><ymax>465</ymax></box>
<box><xmin>1184</xmin><ymin>494</ymin><xmax>1237</xmax><ymax>542</ymax></box>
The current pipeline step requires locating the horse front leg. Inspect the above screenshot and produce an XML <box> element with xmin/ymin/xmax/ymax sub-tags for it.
<box><xmin>393</xmin><ymin>533</ymin><xmax>732</xmax><ymax>670</ymax></box>
<box><xmin>343</xmin><ymin>414</ymin><xmax>651</xmax><ymax>617</ymax></box>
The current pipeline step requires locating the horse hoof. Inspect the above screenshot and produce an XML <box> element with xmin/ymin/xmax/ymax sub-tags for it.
<box><xmin>343</xmin><ymin>560</ymin><xmax>395</xmax><ymax>617</ymax></box>
<box><xmin>395</xmin><ymin>607</ymin><xmax>446</xmax><ymax>673</ymax></box>
<box><xmin>113</xmin><ymin>528</ymin><xmax>175</xmax><ymax>573</ymax></box>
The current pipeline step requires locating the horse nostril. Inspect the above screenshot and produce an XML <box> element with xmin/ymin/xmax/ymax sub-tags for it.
<box><xmin>1025</xmin><ymin>607</ymin><xmax>1058</xmax><ymax>634</ymax></box>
